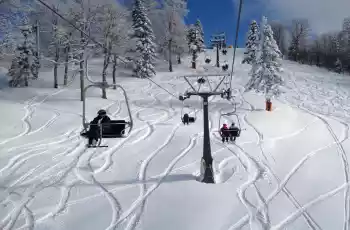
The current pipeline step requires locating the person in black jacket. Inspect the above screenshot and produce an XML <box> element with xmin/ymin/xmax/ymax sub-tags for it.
<box><xmin>183</xmin><ymin>113</ymin><xmax>190</xmax><ymax>125</ymax></box>
<box><xmin>229</xmin><ymin>122</ymin><xmax>240</xmax><ymax>142</ymax></box>
<box><xmin>87</xmin><ymin>109</ymin><xmax>111</xmax><ymax>146</ymax></box>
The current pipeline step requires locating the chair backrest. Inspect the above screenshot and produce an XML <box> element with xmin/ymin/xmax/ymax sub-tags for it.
<box><xmin>101</xmin><ymin>120</ymin><xmax>126</xmax><ymax>138</ymax></box>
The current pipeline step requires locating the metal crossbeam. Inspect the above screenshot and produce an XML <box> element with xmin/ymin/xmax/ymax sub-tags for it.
<box><xmin>180</xmin><ymin>74</ymin><xmax>227</xmax><ymax>94</ymax></box>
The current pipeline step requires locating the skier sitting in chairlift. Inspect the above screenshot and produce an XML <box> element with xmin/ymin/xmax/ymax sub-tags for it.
<box><xmin>220</xmin><ymin>123</ymin><xmax>230</xmax><ymax>143</ymax></box>
<box><xmin>87</xmin><ymin>109</ymin><xmax>111</xmax><ymax>146</ymax></box>
<box><xmin>229</xmin><ymin>122</ymin><xmax>240</xmax><ymax>142</ymax></box>
<box><xmin>222</xmin><ymin>61</ymin><xmax>229</xmax><ymax>71</ymax></box>
<box><xmin>183</xmin><ymin>113</ymin><xmax>190</xmax><ymax>125</ymax></box>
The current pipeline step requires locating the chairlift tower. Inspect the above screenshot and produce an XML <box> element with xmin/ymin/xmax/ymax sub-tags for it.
<box><xmin>180</xmin><ymin>74</ymin><xmax>231</xmax><ymax>183</ymax></box>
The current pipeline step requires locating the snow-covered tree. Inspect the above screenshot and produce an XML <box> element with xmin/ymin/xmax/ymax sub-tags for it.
<box><xmin>190</xmin><ymin>43</ymin><xmax>198</xmax><ymax>69</ymax></box>
<box><xmin>0</xmin><ymin>31</ymin><xmax>17</xmax><ymax>56</ymax></box>
<box><xmin>245</xmin><ymin>16</ymin><xmax>284</xmax><ymax>99</ymax></box>
<box><xmin>92</xmin><ymin>0</ymin><xmax>130</xmax><ymax>97</ymax></box>
<box><xmin>288</xmin><ymin>19</ymin><xmax>310</xmax><ymax>62</ymax></box>
<box><xmin>270</xmin><ymin>21</ymin><xmax>287</xmax><ymax>56</ymax></box>
<box><xmin>8</xmin><ymin>22</ymin><xmax>39</xmax><ymax>87</ymax></box>
<box><xmin>194</xmin><ymin>19</ymin><xmax>205</xmax><ymax>52</ymax></box>
<box><xmin>131</xmin><ymin>0</ymin><xmax>156</xmax><ymax>78</ymax></box>
<box><xmin>242</xmin><ymin>20</ymin><xmax>260</xmax><ymax>64</ymax></box>
<box><xmin>172</xmin><ymin>22</ymin><xmax>188</xmax><ymax>64</ymax></box>
<box><xmin>342</xmin><ymin>17</ymin><xmax>350</xmax><ymax>71</ymax></box>
<box><xmin>186</xmin><ymin>24</ymin><xmax>200</xmax><ymax>68</ymax></box>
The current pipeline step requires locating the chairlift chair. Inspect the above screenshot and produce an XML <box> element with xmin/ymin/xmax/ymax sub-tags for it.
<box><xmin>197</xmin><ymin>77</ymin><xmax>206</xmax><ymax>84</ymax></box>
<box><xmin>181</xmin><ymin>104</ymin><xmax>196</xmax><ymax>125</ymax></box>
<box><xmin>218</xmin><ymin>103</ymin><xmax>242</xmax><ymax>141</ymax></box>
<box><xmin>222</xmin><ymin>63</ymin><xmax>229</xmax><ymax>71</ymax></box>
<box><xmin>80</xmin><ymin>84</ymin><xmax>133</xmax><ymax>147</ymax></box>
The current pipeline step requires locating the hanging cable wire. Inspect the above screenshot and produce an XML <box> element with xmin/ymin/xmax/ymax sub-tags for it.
<box><xmin>229</xmin><ymin>0</ymin><xmax>244</xmax><ymax>89</ymax></box>
<box><xmin>144</xmin><ymin>76</ymin><xmax>179</xmax><ymax>99</ymax></box>
<box><xmin>35</xmin><ymin>0</ymin><xmax>125</xmax><ymax>63</ymax></box>
<box><xmin>35</xmin><ymin>0</ymin><xmax>179</xmax><ymax>100</ymax></box>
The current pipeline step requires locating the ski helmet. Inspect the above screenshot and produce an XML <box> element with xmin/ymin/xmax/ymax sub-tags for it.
<box><xmin>97</xmin><ymin>109</ymin><xmax>107</xmax><ymax>116</ymax></box>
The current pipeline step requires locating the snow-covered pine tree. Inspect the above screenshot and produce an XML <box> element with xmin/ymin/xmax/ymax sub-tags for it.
<box><xmin>186</xmin><ymin>24</ymin><xmax>199</xmax><ymax>68</ymax></box>
<box><xmin>194</xmin><ymin>19</ymin><xmax>205</xmax><ymax>52</ymax></box>
<box><xmin>131</xmin><ymin>0</ymin><xmax>156</xmax><ymax>78</ymax></box>
<box><xmin>0</xmin><ymin>31</ymin><xmax>17</xmax><ymax>56</ymax></box>
<box><xmin>242</xmin><ymin>20</ymin><xmax>259</xmax><ymax>64</ymax></box>
<box><xmin>8</xmin><ymin>22</ymin><xmax>39</xmax><ymax>87</ymax></box>
<box><xmin>245</xmin><ymin>16</ymin><xmax>284</xmax><ymax>99</ymax></box>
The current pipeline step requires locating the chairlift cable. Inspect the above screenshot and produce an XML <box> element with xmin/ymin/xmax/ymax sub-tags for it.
<box><xmin>229</xmin><ymin>0</ymin><xmax>244</xmax><ymax>89</ymax></box>
<box><xmin>143</xmin><ymin>76</ymin><xmax>179</xmax><ymax>99</ymax></box>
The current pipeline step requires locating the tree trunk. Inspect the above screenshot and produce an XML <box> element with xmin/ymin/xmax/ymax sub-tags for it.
<box><xmin>63</xmin><ymin>34</ymin><xmax>72</xmax><ymax>86</ymax></box>
<box><xmin>168</xmin><ymin>39</ymin><xmax>173</xmax><ymax>72</ymax></box>
<box><xmin>102</xmin><ymin>53</ymin><xmax>108</xmax><ymax>99</ymax></box>
<box><xmin>63</xmin><ymin>44</ymin><xmax>69</xmax><ymax>86</ymax></box>
<box><xmin>192</xmin><ymin>50</ymin><xmax>196</xmax><ymax>69</ymax></box>
<box><xmin>79</xmin><ymin>28</ymin><xmax>85</xmax><ymax>102</ymax></box>
<box><xmin>54</xmin><ymin>43</ymin><xmax>59</xmax><ymax>88</ymax></box>
<box><xmin>24</xmin><ymin>70</ymin><xmax>28</xmax><ymax>87</ymax></box>
<box><xmin>53</xmin><ymin>6</ymin><xmax>58</xmax><ymax>89</ymax></box>
<box><xmin>216</xmin><ymin>44</ymin><xmax>220</xmax><ymax>67</ymax></box>
<box><xmin>35</xmin><ymin>20</ymin><xmax>40</xmax><ymax>78</ymax></box>
<box><xmin>112</xmin><ymin>54</ymin><xmax>117</xmax><ymax>90</ymax></box>
<box><xmin>101</xmin><ymin>41</ymin><xmax>111</xmax><ymax>99</ymax></box>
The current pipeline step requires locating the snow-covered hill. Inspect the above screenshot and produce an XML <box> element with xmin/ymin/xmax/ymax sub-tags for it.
<box><xmin>1</xmin><ymin>48</ymin><xmax>350</xmax><ymax>230</ymax></box>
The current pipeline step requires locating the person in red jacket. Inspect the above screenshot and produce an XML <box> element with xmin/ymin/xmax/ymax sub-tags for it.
<box><xmin>220</xmin><ymin>123</ymin><xmax>230</xmax><ymax>143</ymax></box>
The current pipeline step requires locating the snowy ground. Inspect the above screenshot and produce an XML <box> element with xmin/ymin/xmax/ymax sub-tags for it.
<box><xmin>1</xmin><ymin>48</ymin><xmax>350</xmax><ymax>230</ymax></box>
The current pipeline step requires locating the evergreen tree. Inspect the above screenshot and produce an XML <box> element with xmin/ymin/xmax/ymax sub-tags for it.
<box><xmin>242</xmin><ymin>20</ymin><xmax>260</xmax><ymax>64</ymax></box>
<box><xmin>186</xmin><ymin>24</ymin><xmax>199</xmax><ymax>68</ymax></box>
<box><xmin>288</xmin><ymin>37</ymin><xmax>299</xmax><ymax>61</ymax></box>
<box><xmin>194</xmin><ymin>19</ymin><xmax>205</xmax><ymax>52</ymax></box>
<box><xmin>245</xmin><ymin>16</ymin><xmax>284</xmax><ymax>99</ymax></box>
<box><xmin>8</xmin><ymin>22</ymin><xmax>39</xmax><ymax>87</ymax></box>
<box><xmin>131</xmin><ymin>0</ymin><xmax>157</xmax><ymax>78</ymax></box>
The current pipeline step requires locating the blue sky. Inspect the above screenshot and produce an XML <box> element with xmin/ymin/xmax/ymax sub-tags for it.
<box><xmin>185</xmin><ymin>0</ymin><xmax>262</xmax><ymax>48</ymax></box>
<box><xmin>185</xmin><ymin>0</ymin><xmax>350</xmax><ymax>47</ymax></box>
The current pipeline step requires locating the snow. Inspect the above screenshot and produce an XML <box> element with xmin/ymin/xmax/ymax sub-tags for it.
<box><xmin>1</xmin><ymin>47</ymin><xmax>350</xmax><ymax>229</ymax></box>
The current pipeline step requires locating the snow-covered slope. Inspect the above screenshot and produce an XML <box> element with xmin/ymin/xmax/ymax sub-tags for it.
<box><xmin>1</xmin><ymin>48</ymin><xmax>350</xmax><ymax>230</ymax></box>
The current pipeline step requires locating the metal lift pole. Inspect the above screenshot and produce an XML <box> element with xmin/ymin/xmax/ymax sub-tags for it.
<box><xmin>186</xmin><ymin>91</ymin><xmax>222</xmax><ymax>183</ymax></box>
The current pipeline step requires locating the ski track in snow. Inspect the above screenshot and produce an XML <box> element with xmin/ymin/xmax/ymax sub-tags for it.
<box><xmin>124</xmin><ymin>89</ymin><xmax>210</xmax><ymax>229</ymax></box>
<box><xmin>239</xmin><ymin>103</ymin><xmax>322</xmax><ymax>230</ymax></box>
<box><xmin>286</xmin><ymin>72</ymin><xmax>350</xmax><ymax>230</ymax></box>
<box><xmin>215</xmin><ymin>92</ymin><xmax>319</xmax><ymax>230</ymax></box>
<box><xmin>113</xmin><ymin>130</ymin><xmax>203</xmax><ymax>228</ymax></box>
<box><xmin>0</xmin><ymin>89</ymin><xmax>66</xmax><ymax>146</ymax></box>
<box><xmin>230</xmin><ymin>71</ymin><xmax>349</xmax><ymax>229</ymax></box>
<box><xmin>1</xmin><ymin>142</ymin><xmax>88</xmax><ymax>230</ymax></box>
<box><xmin>3</xmin><ymin>57</ymin><xmax>350</xmax><ymax>230</ymax></box>
<box><xmin>125</xmin><ymin>123</ymin><xmax>181</xmax><ymax>230</ymax></box>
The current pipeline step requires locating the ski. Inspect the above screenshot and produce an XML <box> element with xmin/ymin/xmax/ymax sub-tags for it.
<box><xmin>87</xmin><ymin>145</ymin><xmax>108</xmax><ymax>148</ymax></box>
